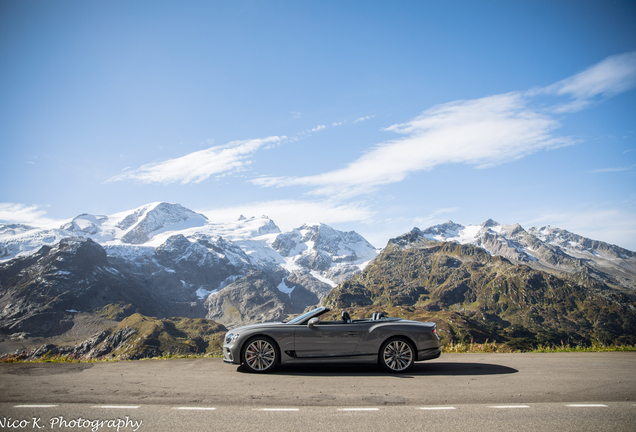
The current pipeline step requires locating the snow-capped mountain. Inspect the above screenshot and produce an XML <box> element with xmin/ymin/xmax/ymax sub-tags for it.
<box><xmin>202</xmin><ymin>222</ymin><xmax>380</xmax><ymax>327</ymax></box>
<box><xmin>4</xmin><ymin>203</ymin><xmax>634</xmax><ymax>337</ymax></box>
<box><xmin>272</xmin><ymin>223</ymin><xmax>378</xmax><ymax>285</ymax></box>
<box><xmin>0</xmin><ymin>202</ymin><xmax>209</xmax><ymax>260</ymax></box>
<box><xmin>394</xmin><ymin>219</ymin><xmax>636</xmax><ymax>291</ymax></box>
<box><xmin>0</xmin><ymin>237</ymin><xmax>175</xmax><ymax>337</ymax></box>
<box><xmin>0</xmin><ymin>202</ymin><xmax>379</xmax><ymax>332</ymax></box>
<box><xmin>0</xmin><ymin>202</ymin><xmax>377</xmax><ymax>278</ymax></box>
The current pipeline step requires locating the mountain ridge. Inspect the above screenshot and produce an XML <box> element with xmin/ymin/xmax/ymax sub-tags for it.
<box><xmin>1</xmin><ymin>205</ymin><xmax>635</xmax><ymax>346</ymax></box>
<box><xmin>324</xmin><ymin>239</ymin><xmax>636</xmax><ymax>347</ymax></box>
<box><xmin>0</xmin><ymin>202</ymin><xmax>379</xmax><ymax>337</ymax></box>
<box><xmin>399</xmin><ymin>219</ymin><xmax>636</xmax><ymax>293</ymax></box>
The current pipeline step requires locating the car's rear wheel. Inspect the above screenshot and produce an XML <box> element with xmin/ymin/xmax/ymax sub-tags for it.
<box><xmin>242</xmin><ymin>337</ymin><xmax>279</xmax><ymax>373</ymax></box>
<box><xmin>379</xmin><ymin>337</ymin><xmax>415</xmax><ymax>373</ymax></box>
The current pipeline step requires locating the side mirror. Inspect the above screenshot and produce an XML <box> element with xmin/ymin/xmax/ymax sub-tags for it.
<box><xmin>308</xmin><ymin>318</ymin><xmax>320</xmax><ymax>328</ymax></box>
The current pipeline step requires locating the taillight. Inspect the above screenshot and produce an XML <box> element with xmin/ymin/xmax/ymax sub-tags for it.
<box><xmin>432</xmin><ymin>328</ymin><xmax>437</xmax><ymax>335</ymax></box>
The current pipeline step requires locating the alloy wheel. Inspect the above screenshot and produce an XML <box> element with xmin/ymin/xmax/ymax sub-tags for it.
<box><xmin>244</xmin><ymin>339</ymin><xmax>276</xmax><ymax>372</ymax></box>
<box><xmin>382</xmin><ymin>339</ymin><xmax>413</xmax><ymax>372</ymax></box>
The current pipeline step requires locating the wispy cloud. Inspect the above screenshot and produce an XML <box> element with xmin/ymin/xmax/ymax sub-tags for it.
<box><xmin>0</xmin><ymin>203</ymin><xmax>60</xmax><ymax>227</ymax></box>
<box><xmin>108</xmin><ymin>137</ymin><xmax>282</xmax><ymax>184</ymax></box>
<box><xmin>589</xmin><ymin>164</ymin><xmax>636</xmax><ymax>173</ymax></box>
<box><xmin>199</xmin><ymin>199</ymin><xmax>374</xmax><ymax>232</ymax></box>
<box><xmin>252</xmin><ymin>52</ymin><xmax>636</xmax><ymax>198</ymax></box>
<box><xmin>539</xmin><ymin>51</ymin><xmax>636</xmax><ymax>113</ymax></box>
<box><xmin>412</xmin><ymin>207</ymin><xmax>461</xmax><ymax>226</ymax></box>
<box><xmin>360</xmin><ymin>207</ymin><xmax>461</xmax><ymax>248</ymax></box>
<box><xmin>354</xmin><ymin>115</ymin><xmax>375</xmax><ymax>123</ymax></box>
<box><xmin>288</xmin><ymin>124</ymin><xmax>328</xmax><ymax>142</ymax></box>
<box><xmin>252</xmin><ymin>92</ymin><xmax>572</xmax><ymax>197</ymax></box>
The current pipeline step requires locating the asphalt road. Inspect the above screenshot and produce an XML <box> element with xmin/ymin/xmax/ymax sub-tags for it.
<box><xmin>1</xmin><ymin>353</ymin><xmax>635</xmax><ymax>431</ymax></box>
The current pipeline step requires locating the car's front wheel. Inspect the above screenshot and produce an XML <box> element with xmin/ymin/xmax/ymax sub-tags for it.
<box><xmin>242</xmin><ymin>337</ymin><xmax>279</xmax><ymax>373</ymax></box>
<box><xmin>379</xmin><ymin>337</ymin><xmax>415</xmax><ymax>373</ymax></box>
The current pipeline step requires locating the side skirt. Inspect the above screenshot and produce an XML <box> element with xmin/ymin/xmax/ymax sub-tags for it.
<box><xmin>281</xmin><ymin>354</ymin><xmax>378</xmax><ymax>365</ymax></box>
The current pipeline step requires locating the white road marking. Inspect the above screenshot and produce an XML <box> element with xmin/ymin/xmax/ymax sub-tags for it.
<box><xmin>419</xmin><ymin>406</ymin><xmax>456</xmax><ymax>410</ymax></box>
<box><xmin>93</xmin><ymin>405</ymin><xmax>140</xmax><ymax>409</ymax></box>
<box><xmin>566</xmin><ymin>404</ymin><xmax>608</xmax><ymax>407</ymax></box>
<box><xmin>258</xmin><ymin>408</ymin><xmax>300</xmax><ymax>412</ymax></box>
<box><xmin>489</xmin><ymin>405</ymin><xmax>530</xmax><ymax>409</ymax></box>
<box><xmin>14</xmin><ymin>405</ymin><xmax>58</xmax><ymax>408</ymax></box>
<box><xmin>338</xmin><ymin>408</ymin><xmax>380</xmax><ymax>411</ymax></box>
<box><xmin>174</xmin><ymin>407</ymin><xmax>217</xmax><ymax>410</ymax></box>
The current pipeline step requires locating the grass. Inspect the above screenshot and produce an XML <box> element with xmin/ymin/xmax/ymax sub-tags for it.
<box><xmin>442</xmin><ymin>340</ymin><xmax>636</xmax><ymax>354</ymax></box>
<box><xmin>0</xmin><ymin>350</ymin><xmax>224</xmax><ymax>363</ymax></box>
<box><xmin>0</xmin><ymin>352</ymin><xmax>112</xmax><ymax>363</ymax></box>
<box><xmin>140</xmin><ymin>352</ymin><xmax>223</xmax><ymax>361</ymax></box>
<box><xmin>3</xmin><ymin>344</ymin><xmax>635</xmax><ymax>363</ymax></box>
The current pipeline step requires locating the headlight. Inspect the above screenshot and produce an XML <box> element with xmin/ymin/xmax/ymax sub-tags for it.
<box><xmin>225</xmin><ymin>333</ymin><xmax>240</xmax><ymax>344</ymax></box>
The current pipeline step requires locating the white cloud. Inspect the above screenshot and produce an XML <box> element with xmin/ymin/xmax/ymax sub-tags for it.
<box><xmin>589</xmin><ymin>164</ymin><xmax>636</xmax><ymax>173</ymax></box>
<box><xmin>541</xmin><ymin>51</ymin><xmax>636</xmax><ymax>112</ymax></box>
<box><xmin>412</xmin><ymin>207</ymin><xmax>461</xmax><ymax>227</ymax></box>
<box><xmin>252</xmin><ymin>92</ymin><xmax>572</xmax><ymax>197</ymax></box>
<box><xmin>252</xmin><ymin>52</ymin><xmax>636</xmax><ymax>198</ymax></box>
<box><xmin>0</xmin><ymin>203</ymin><xmax>60</xmax><ymax>227</ymax></box>
<box><xmin>354</xmin><ymin>115</ymin><xmax>375</xmax><ymax>123</ymax></box>
<box><xmin>108</xmin><ymin>137</ymin><xmax>282</xmax><ymax>184</ymax></box>
<box><xmin>199</xmin><ymin>199</ymin><xmax>374</xmax><ymax>232</ymax></box>
<box><xmin>288</xmin><ymin>124</ymin><xmax>328</xmax><ymax>142</ymax></box>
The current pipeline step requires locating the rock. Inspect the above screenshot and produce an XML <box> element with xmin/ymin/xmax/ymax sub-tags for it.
<box><xmin>324</xmin><ymin>240</ymin><xmax>636</xmax><ymax>346</ymax></box>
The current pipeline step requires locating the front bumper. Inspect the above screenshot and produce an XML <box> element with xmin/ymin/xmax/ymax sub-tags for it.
<box><xmin>223</xmin><ymin>343</ymin><xmax>241</xmax><ymax>364</ymax></box>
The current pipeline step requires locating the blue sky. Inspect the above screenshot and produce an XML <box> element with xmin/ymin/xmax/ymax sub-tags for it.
<box><xmin>1</xmin><ymin>0</ymin><xmax>635</xmax><ymax>250</ymax></box>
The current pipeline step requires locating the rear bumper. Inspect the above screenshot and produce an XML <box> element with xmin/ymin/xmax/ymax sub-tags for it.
<box><xmin>417</xmin><ymin>347</ymin><xmax>441</xmax><ymax>362</ymax></box>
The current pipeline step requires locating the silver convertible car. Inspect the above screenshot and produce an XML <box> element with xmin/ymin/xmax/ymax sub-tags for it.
<box><xmin>222</xmin><ymin>307</ymin><xmax>440</xmax><ymax>373</ymax></box>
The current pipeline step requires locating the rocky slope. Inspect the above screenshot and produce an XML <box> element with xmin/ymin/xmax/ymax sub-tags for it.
<box><xmin>2</xmin><ymin>203</ymin><xmax>635</xmax><ymax>352</ymax></box>
<box><xmin>4</xmin><ymin>311</ymin><xmax>227</xmax><ymax>361</ymax></box>
<box><xmin>0</xmin><ymin>202</ymin><xmax>379</xmax><ymax>335</ymax></box>
<box><xmin>0</xmin><ymin>237</ymin><xmax>172</xmax><ymax>337</ymax></box>
<box><xmin>205</xmin><ymin>269</ymin><xmax>333</xmax><ymax>328</ymax></box>
<box><xmin>412</xmin><ymin>220</ymin><xmax>636</xmax><ymax>292</ymax></box>
<box><xmin>324</xmin><ymin>236</ymin><xmax>636</xmax><ymax>347</ymax></box>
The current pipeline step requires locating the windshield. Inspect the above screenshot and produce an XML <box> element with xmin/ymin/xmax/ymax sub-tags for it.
<box><xmin>286</xmin><ymin>307</ymin><xmax>329</xmax><ymax>324</ymax></box>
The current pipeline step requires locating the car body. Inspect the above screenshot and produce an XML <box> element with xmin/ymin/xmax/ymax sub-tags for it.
<box><xmin>222</xmin><ymin>307</ymin><xmax>440</xmax><ymax>373</ymax></box>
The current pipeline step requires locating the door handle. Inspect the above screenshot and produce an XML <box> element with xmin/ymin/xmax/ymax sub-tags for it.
<box><xmin>346</xmin><ymin>332</ymin><xmax>358</xmax><ymax>336</ymax></box>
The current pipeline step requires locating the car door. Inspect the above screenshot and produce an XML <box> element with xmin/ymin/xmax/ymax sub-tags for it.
<box><xmin>294</xmin><ymin>322</ymin><xmax>361</xmax><ymax>358</ymax></box>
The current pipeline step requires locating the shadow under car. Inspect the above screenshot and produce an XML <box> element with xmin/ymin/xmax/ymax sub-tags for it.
<box><xmin>237</xmin><ymin>361</ymin><xmax>518</xmax><ymax>377</ymax></box>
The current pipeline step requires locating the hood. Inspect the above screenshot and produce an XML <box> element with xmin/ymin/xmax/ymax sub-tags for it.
<box><xmin>226</xmin><ymin>321</ymin><xmax>285</xmax><ymax>333</ymax></box>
